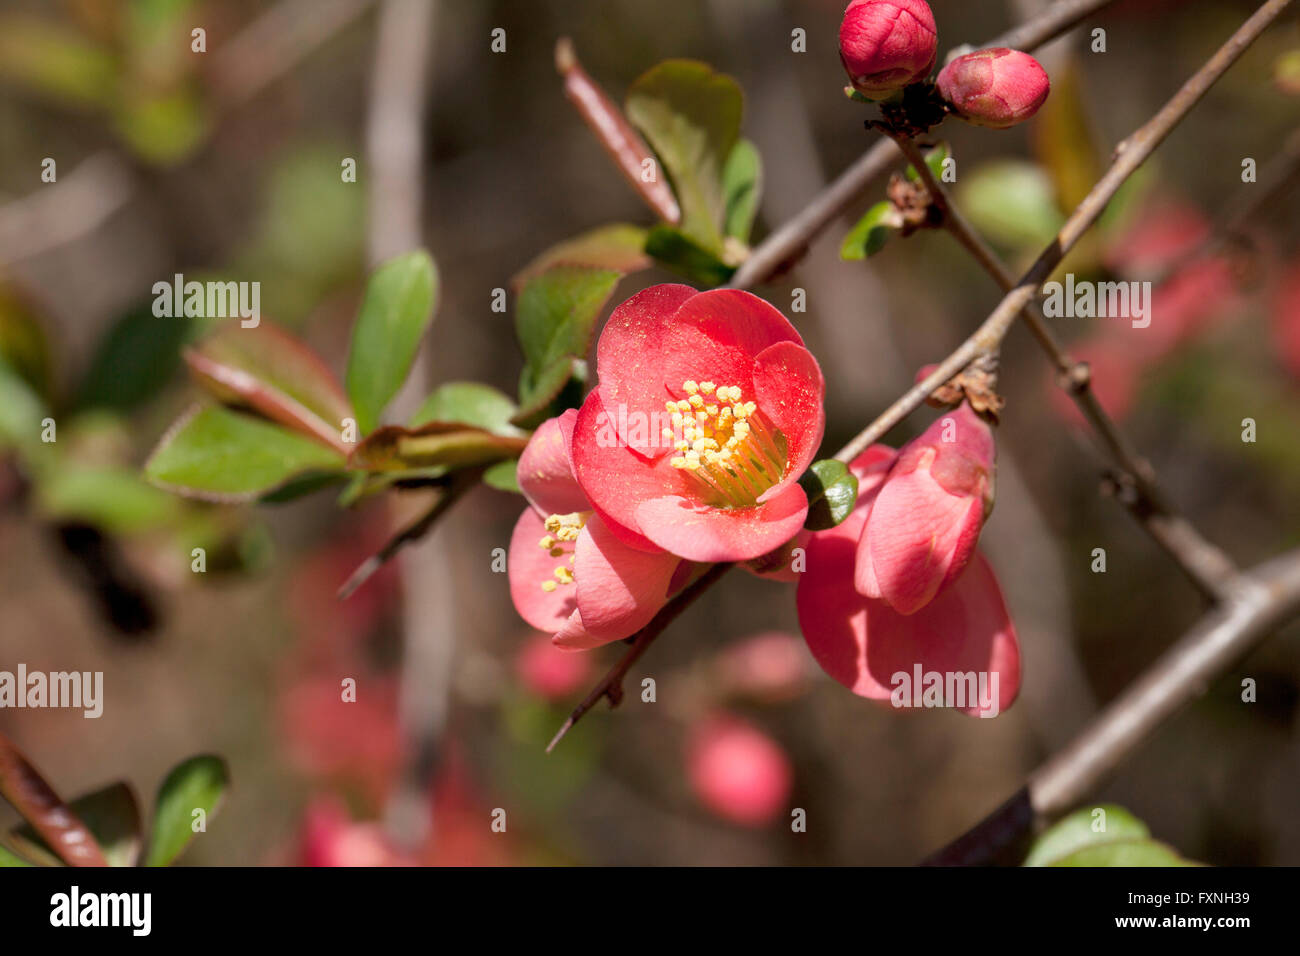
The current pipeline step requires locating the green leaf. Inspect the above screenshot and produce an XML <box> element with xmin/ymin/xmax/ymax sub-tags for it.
<box><xmin>904</xmin><ymin>141</ymin><xmax>951</xmax><ymax>185</ymax></box>
<box><xmin>1024</xmin><ymin>804</ymin><xmax>1150</xmax><ymax>866</ymax></box>
<box><xmin>0</xmin><ymin>14</ymin><xmax>117</xmax><ymax>109</ymax></box>
<box><xmin>625</xmin><ymin>60</ymin><xmax>743</xmax><ymax>253</ymax></box>
<box><xmin>411</xmin><ymin>382</ymin><xmax>523</xmax><ymax>436</ymax></box>
<box><xmin>644</xmin><ymin>225</ymin><xmax>736</xmax><ymax>286</ymax></box>
<box><xmin>722</xmin><ymin>139</ymin><xmax>762</xmax><ymax>243</ymax></box>
<box><xmin>483</xmin><ymin>458</ymin><xmax>521</xmax><ymax>494</ymax></box>
<box><xmin>1047</xmin><ymin>840</ymin><xmax>1199</xmax><ymax>867</ymax></box>
<box><xmin>40</xmin><ymin>465</ymin><xmax>180</xmax><ymax>534</ymax></box>
<box><xmin>957</xmin><ymin>161</ymin><xmax>1065</xmax><ymax>253</ymax></box>
<box><xmin>514</xmin><ymin>266</ymin><xmax>620</xmax><ymax>421</ymax></box>
<box><xmin>76</xmin><ymin>304</ymin><xmax>196</xmax><ymax>413</ymax></box>
<box><xmin>10</xmin><ymin>783</ymin><xmax>142</xmax><ymax>868</ymax></box>
<box><xmin>146</xmin><ymin>754</ymin><xmax>228</xmax><ymax>867</ymax></box>
<box><xmin>145</xmin><ymin>405</ymin><xmax>345</xmax><ymax>502</ymax></box>
<box><xmin>1025</xmin><ymin>804</ymin><xmax>1201</xmax><ymax>867</ymax></box>
<box><xmin>185</xmin><ymin>321</ymin><xmax>352</xmax><ymax>452</ymax></box>
<box><xmin>0</xmin><ymin>843</ymin><xmax>33</xmax><ymax>866</ymax></box>
<box><xmin>345</xmin><ymin>250</ymin><xmax>438</xmax><ymax>434</ymax></box>
<box><xmin>349</xmin><ymin>422</ymin><xmax>528</xmax><ymax>473</ymax></box>
<box><xmin>512</xmin><ymin>224</ymin><xmax>650</xmax><ymax>288</ymax></box>
<box><xmin>799</xmin><ymin>460</ymin><xmax>859</xmax><ymax>531</ymax></box>
<box><xmin>841</xmin><ymin>201</ymin><xmax>901</xmax><ymax>261</ymax></box>
<box><xmin>0</xmin><ymin>356</ymin><xmax>51</xmax><ymax>464</ymax></box>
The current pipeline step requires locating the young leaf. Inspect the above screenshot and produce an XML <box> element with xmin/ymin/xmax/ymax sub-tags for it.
<box><xmin>9</xmin><ymin>782</ymin><xmax>142</xmax><ymax>868</ymax></box>
<box><xmin>185</xmin><ymin>321</ymin><xmax>353</xmax><ymax>453</ymax></box>
<box><xmin>957</xmin><ymin>161</ymin><xmax>1065</xmax><ymax>253</ymax></box>
<box><xmin>40</xmin><ymin>465</ymin><xmax>180</xmax><ymax>534</ymax></box>
<box><xmin>345</xmin><ymin>250</ymin><xmax>438</xmax><ymax>434</ymax></box>
<box><xmin>411</xmin><ymin>382</ymin><xmax>523</xmax><ymax>436</ymax></box>
<box><xmin>146</xmin><ymin>755</ymin><xmax>228</xmax><ymax>867</ymax></box>
<box><xmin>76</xmin><ymin>304</ymin><xmax>196</xmax><ymax>413</ymax></box>
<box><xmin>483</xmin><ymin>458</ymin><xmax>521</xmax><ymax>494</ymax></box>
<box><xmin>511</xmin><ymin>224</ymin><xmax>650</xmax><ymax>289</ymax></box>
<box><xmin>798</xmin><ymin>460</ymin><xmax>859</xmax><ymax>531</ymax></box>
<box><xmin>145</xmin><ymin>405</ymin><xmax>345</xmax><ymax>502</ymax></box>
<box><xmin>0</xmin><ymin>732</ymin><xmax>108</xmax><ymax>867</ymax></box>
<box><xmin>644</xmin><ymin>225</ymin><xmax>737</xmax><ymax>287</ymax></box>
<box><xmin>1024</xmin><ymin>804</ymin><xmax>1199</xmax><ymax>867</ymax></box>
<box><xmin>841</xmin><ymin>201</ymin><xmax>901</xmax><ymax>261</ymax></box>
<box><xmin>904</xmin><ymin>142</ymin><xmax>951</xmax><ymax>186</ymax></box>
<box><xmin>625</xmin><ymin>60</ymin><xmax>743</xmax><ymax>253</ymax></box>
<box><xmin>722</xmin><ymin>139</ymin><xmax>762</xmax><ymax>243</ymax></box>
<box><xmin>350</xmin><ymin>422</ymin><xmax>528</xmax><ymax>473</ymax></box>
<box><xmin>0</xmin><ymin>283</ymin><xmax>54</xmax><ymax>401</ymax></box>
<box><xmin>514</xmin><ymin>266</ymin><xmax>620</xmax><ymax>422</ymax></box>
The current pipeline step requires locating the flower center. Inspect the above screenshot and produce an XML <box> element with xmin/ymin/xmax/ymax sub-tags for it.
<box><xmin>660</xmin><ymin>380</ymin><xmax>787</xmax><ymax>508</ymax></box>
<box><xmin>537</xmin><ymin>512</ymin><xmax>586</xmax><ymax>593</ymax></box>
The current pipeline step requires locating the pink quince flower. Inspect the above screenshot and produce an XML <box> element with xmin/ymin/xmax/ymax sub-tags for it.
<box><xmin>855</xmin><ymin>402</ymin><xmax>995</xmax><ymax>615</ymax></box>
<box><xmin>570</xmin><ymin>284</ymin><xmax>826</xmax><ymax>563</ymax></box>
<box><xmin>936</xmin><ymin>48</ymin><xmax>1050</xmax><ymax>129</ymax></box>
<box><xmin>508</xmin><ymin>410</ymin><xmax>685</xmax><ymax>650</ymax></box>
<box><xmin>797</xmin><ymin>445</ymin><xmax>1020</xmax><ymax>717</ymax></box>
<box><xmin>839</xmin><ymin>0</ymin><xmax>938</xmax><ymax>99</ymax></box>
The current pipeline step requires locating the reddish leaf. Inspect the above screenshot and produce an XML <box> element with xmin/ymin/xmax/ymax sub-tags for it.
<box><xmin>0</xmin><ymin>733</ymin><xmax>107</xmax><ymax>867</ymax></box>
<box><xmin>184</xmin><ymin>321</ymin><xmax>352</xmax><ymax>454</ymax></box>
<box><xmin>512</xmin><ymin>224</ymin><xmax>650</xmax><ymax>290</ymax></box>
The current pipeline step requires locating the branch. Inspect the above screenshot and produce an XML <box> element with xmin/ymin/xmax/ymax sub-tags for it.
<box><xmin>547</xmin><ymin>0</ymin><xmax>1291</xmax><ymax>751</ymax></box>
<box><xmin>728</xmin><ymin>0</ymin><xmax>1125</xmax><ymax>289</ymax></box>
<box><xmin>924</xmin><ymin>546</ymin><xmax>1300</xmax><ymax>865</ymax></box>
<box><xmin>891</xmin><ymin>134</ymin><xmax>1237</xmax><ymax>601</ymax></box>
<box><xmin>835</xmin><ymin>0</ymin><xmax>1293</xmax><ymax>466</ymax></box>
<box><xmin>546</xmin><ymin>562</ymin><xmax>733</xmax><ymax>753</ymax></box>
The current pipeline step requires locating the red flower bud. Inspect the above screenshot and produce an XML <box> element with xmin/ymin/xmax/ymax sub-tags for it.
<box><xmin>936</xmin><ymin>47</ymin><xmax>1050</xmax><ymax>129</ymax></box>
<box><xmin>839</xmin><ymin>0</ymin><xmax>937</xmax><ymax>99</ymax></box>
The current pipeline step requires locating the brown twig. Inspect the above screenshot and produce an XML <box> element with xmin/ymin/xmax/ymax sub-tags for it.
<box><xmin>924</xmin><ymin>546</ymin><xmax>1300</xmax><ymax>865</ymax></box>
<box><xmin>0</xmin><ymin>732</ymin><xmax>108</xmax><ymax>867</ymax></box>
<box><xmin>548</xmin><ymin>0</ymin><xmax>1292</xmax><ymax>752</ymax></box>
<box><xmin>546</xmin><ymin>562</ymin><xmax>733</xmax><ymax>753</ymax></box>
<box><xmin>728</xmin><ymin>0</ymin><xmax>1125</xmax><ymax>288</ymax></box>
<box><xmin>556</xmin><ymin>38</ymin><xmax>682</xmax><ymax>225</ymax></box>
<box><xmin>890</xmin><ymin>134</ymin><xmax>1237</xmax><ymax>601</ymax></box>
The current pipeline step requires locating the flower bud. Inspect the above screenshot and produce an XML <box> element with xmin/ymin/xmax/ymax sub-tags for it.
<box><xmin>855</xmin><ymin>402</ymin><xmax>995</xmax><ymax>614</ymax></box>
<box><xmin>936</xmin><ymin>47</ymin><xmax>1050</xmax><ymax>129</ymax></box>
<box><xmin>839</xmin><ymin>0</ymin><xmax>938</xmax><ymax>99</ymax></box>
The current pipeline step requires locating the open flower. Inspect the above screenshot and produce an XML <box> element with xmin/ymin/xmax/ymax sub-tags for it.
<box><xmin>936</xmin><ymin>47</ymin><xmax>1050</xmax><ymax>129</ymax></box>
<box><xmin>838</xmin><ymin>0</ymin><xmax>938</xmax><ymax>99</ymax></box>
<box><xmin>855</xmin><ymin>401</ymin><xmax>995</xmax><ymax>615</ymax></box>
<box><xmin>571</xmin><ymin>285</ymin><xmax>826</xmax><ymax>563</ymax></box>
<box><xmin>508</xmin><ymin>410</ymin><xmax>684</xmax><ymax>650</ymax></box>
<box><xmin>797</xmin><ymin>445</ymin><xmax>1020</xmax><ymax>717</ymax></box>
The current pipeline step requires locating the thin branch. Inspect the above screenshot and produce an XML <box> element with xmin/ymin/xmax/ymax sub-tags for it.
<box><xmin>924</xmin><ymin>546</ymin><xmax>1300</xmax><ymax>865</ymax></box>
<box><xmin>836</xmin><ymin>0</ymin><xmax>1293</xmax><ymax>466</ymax></box>
<box><xmin>0</xmin><ymin>151</ymin><xmax>133</xmax><ymax>268</ymax></box>
<box><xmin>891</xmin><ymin>134</ymin><xmax>1237</xmax><ymax>601</ymax></box>
<box><xmin>547</xmin><ymin>562</ymin><xmax>733</xmax><ymax>753</ymax></box>
<box><xmin>336</xmin><ymin>471</ymin><xmax>474</xmax><ymax>600</ymax></box>
<box><xmin>548</xmin><ymin>0</ymin><xmax>1291</xmax><ymax>752</ymax></box>
<box><xmin>728</xmin><ymin>0</ymin><xmax>1125</xmax><ymax>289</ymax></box>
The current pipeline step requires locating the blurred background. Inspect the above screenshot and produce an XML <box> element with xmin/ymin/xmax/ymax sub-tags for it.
<box><xmin>1</xmin><ymin>0</ymin><xmax>1299</xmax><ymax>865</ymax></box>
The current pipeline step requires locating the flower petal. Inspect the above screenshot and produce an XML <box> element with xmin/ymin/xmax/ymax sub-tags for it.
<box><xmin>572</xmin><ymin>389</ymin><xmax>683</xmax><ymax>551</ymax></box>
<box><xmin>634</xmin><ymin>482</ymin><xmax>810</xmax><ymax>562</ymax></box>
<box><xmin>574</xmin><ymin>514</ymin><xmax>680</xmax><ymax>643</ymax></box>
<box><xmin>594</xmin><ymin>286</ymin><xmax>805</xmax><ymax>459</ymax></box>
<box><xmin>508</xmin><ymin>508</ymin><xmax>578</xmax><ymax>631</ymax></box>
<box><xmin>516</xmin><ymin>409</ymin><xmax>587</xmax><ymax>516</ymax></box>
<box><xmin>861</xmin><ymin>466</ymin><xmax>983</xmax><ymax>613</ymax></box>
<box><xmin>751</xmin><ymin>340</ymin><xmax>826</xmax><ymax>504</ymax></box>
<box><xmin>798</xmin><ymin>514</ymin><xmax>1019</xmax><ymax>717</ymax></box>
